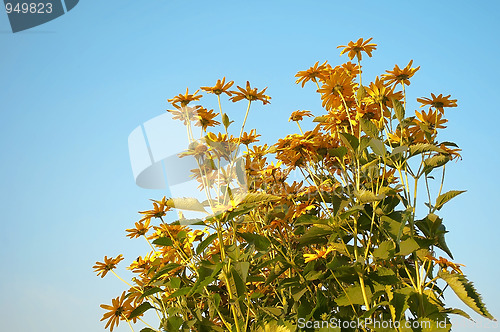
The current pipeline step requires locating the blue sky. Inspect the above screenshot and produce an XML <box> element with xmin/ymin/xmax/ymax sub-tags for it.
<box><xmin>1</xmin><ymin>1</ymin><xmax>499</xmax><ymax>331</ymax></box>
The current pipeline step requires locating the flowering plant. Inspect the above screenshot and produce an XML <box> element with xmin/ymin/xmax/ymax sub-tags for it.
<box><xmin>94</xmin><ymin>39</ymin><xmax>494</xmax><ymax>331</ymax></box>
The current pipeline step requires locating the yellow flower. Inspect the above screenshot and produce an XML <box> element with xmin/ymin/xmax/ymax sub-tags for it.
<box><xmin>417</xmin><ymin>93</ymin><xmax>457</xmax><ymax>113</ymax></box>
<box><xmin>295</xmin><ymin>61</ymin><xmax>329</xmax><ymax>87</ymax></box>
<box><xmin>289</xmin><ymin>110</ymin><xmax>313</xmax><ymax>122</ymax></box>
<box><xmin>240</xmin><ymin>129</ymin><xmax>261</xmax><ymax>145</ymax></box>
<box><xmin>383</xmin><ymin>60</ymin><xmax>420</xmax><ymax>86</ymax></box>
<box><xmin>187</xmin><ymin>229</ymin><xmax>209</xmax><ymax>243</ymax></box>
<box><xmin>201</xmin><ymin>77</ymin><xmax>234</xmax><ymax>96</ymax></box>
<box><xmin>229</xmin><ymin>81</ymin><xmax>271</xmax><ymax>104</ymax></box>
<box><xmin>139</xmin><ymin>197</ymin><xmax>171</xmax><ymax>221</ymax></box>
<box><xmin>425</xmin><ymin>255</ymin><xmax>465</xmax><ymax>274</ymax></box>
<box><xmin>338</xmin><ymin>37</ymin><xmax>377</xmax><ymax>61</ymax></box>
<box><xmin>99</xmin><ymin>291</ymin><xmax>136</xmax><ymax>331</ymax></box>
<box><xmin>166</xmin><ymin>105</ymin><xmax>199</xmax><ymax>125</ymax></box>
<box><xmin>168</xmin><ymin>88</ymin><xmax>203</xmax><ymax>107</ymax></box>
<box><xmin>126</xmin><ymin>219</ymin><xmax>151</xmax><ymax>239</ymax></box>
<box><xmin>303</xmin><ymin>246</ymin><xmax>333</xmax><ymax>263</ymax></box>
<box><xmin>127</xmin><ymin>255</ymin><xmax>151</xmax><ymax>274</ymax></box>
<box><xmin>93</xmin><ymin>255</ymin><xmax>124</xmax><ymax>278</ymax></box>
<box><xmin>365</xmin><ymin>77</ymin><xmax>403</xmax><ymax>109</ymax></box>
<box><xmin>193</xmin><ymin>107</ymin><xmax>220</xmax><ymax>131</ymax></box>
<box><xmin>415</xmin><ymin>109</ymin><xmax>448</xmax><ymax>131</ymax></box>
<box><xmin>318</xmin><ymin>70</ymin><xmax>355</xmax><ymax>111</ymax></box>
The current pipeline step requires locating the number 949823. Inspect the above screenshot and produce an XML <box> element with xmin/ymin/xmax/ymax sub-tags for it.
<box><xmin>5</xmin><ymin>2</ymin><xmax>53</xmax><ymax>14</ymax></box>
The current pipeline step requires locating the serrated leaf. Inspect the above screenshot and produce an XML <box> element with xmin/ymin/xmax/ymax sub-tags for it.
<box><xmin>409</xmin><ymin>143</ymin><xmax>445</xmax><ymax>157</ymax></box>
<box><xmin>435</xmin><ymin>190</ymin><xmax>466</xmax><ymax>211</ymax></box>
<box><xmin>355</xmin><ymin>189</ymin><xmax>383</xmax><ymax>203</ymax></box>
<box><xmin>423</xmin><ymin>154</ymin><xmax>450</xmax><ymax>174</ymax></box>
<box><xmin>167</xmin><ymin>197</ymin><xmax>208</xmax><ymax>213</ymax></box>
<box><xmin>438</xmin><ymin>271</ymin><xmax>495</xmax><ymax>320</ymax></box>
<box><xmin>128</xmin><ymin>302</ymin><xmax>153</xmax><ymax>319</ymax></box>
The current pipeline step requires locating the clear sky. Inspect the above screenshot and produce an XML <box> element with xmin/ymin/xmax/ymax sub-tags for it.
<box><xmin>1</xmin><ymin>1</ymin><xmax>499</xmax><ymax>331</ymax></box>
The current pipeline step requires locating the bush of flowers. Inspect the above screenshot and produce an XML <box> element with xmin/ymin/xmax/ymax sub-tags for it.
<box><xmin>94</xmin><ymin>38</ymin><xmax>494</xmax><ymax>332</ymax></box>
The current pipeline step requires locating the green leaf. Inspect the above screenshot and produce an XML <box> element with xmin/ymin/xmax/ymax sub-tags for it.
<box><xmin>260</xmin><ymin>306</ymin><xmax>282</xmax><ymax>317</ymax></box>
<box><xmin>239</xmin><ymin>192</ymin><xmax>281</xmax><ymax>205</ymax></box>
<box><xmin>152</xmin><ymin>237</ymin><xmax>173</xmax><ymax>247</ymax></box>
<box><xmin>171</xmin><ymin>218</ymin><xmax>205</xmax><ymax>226</ymax></box>
<box><xmin>397</xmin><ymin>238</ymin><xmax>420</xmax><ymax>256</ymax></box>
<box><xmin>369</xmin><ymin>138</ymin><xmax>386</xmax><ymax>156</ymax></box>
<box><xmin>170</xmin><ymin>277</ymin><xmax>181</xmax><ymax>289</ymax></box>
<box><xmin>140</xmin><ymin>328</ymin><xmax>157</xmax><ymax>332</ymax></box>
<box><xmin>335</xmin><ymin>282</ymin><xmax>384</xmax><ymax>306</ymax></box>
<box><xmin>435</xmin><ymin>190</ymin><xmax>466</xmax><ymax>211</ymax></box>
<box><xmin>167</xmin><ymin>197</ymin><xmax>208</xmax><ymax>213</ymax></box>
<box><xmin>373</xmin><ymin>240</ymin><xmax>395</xmax><ymax>260</ymax></box>
<box><xmin>355</xmin><ymin>189</ymin><xmax>383</xmax><ymax>203</ymax></box>
<box><xmin>298</xmin><ymin>225</ymin><xmax>333</xmax><ymax>245</ymax></box>
<box><xmin>196</xmin><ymin>233</ymin><xmax>218</xmax><ymax>255</ymax></box>
<box><xmin>166</xmin><ymin>315</ymin><xmax>184</xmax><ymax>331</ymax></box>
<box><xmin>328</xmin><ymin>146</ymin><xmax>348</xmax><ymax>159</ymax></box>
<box><xmin>140</xmin><ymin>287</ymin><xmax>163</xmax><ymax>298</ymax></box>
<box><xmin>292</xmin><ymin>287</ymin><xmax>308</xmax><ymax>302</ymax></box>
<box><xmin>442</xmin><ymin>308</ymin><xmax>473</xmax><ymax>321</ymax></box>
<box><xmin>408</xmin><ymin>143</ymin><xmax>444</xmax><ymax>157</ymax></box>
<box><xmin>222</xmin><ymin>113</ymin><xmax>230</xmax><ymax>129</ymax></box>
<box><xmin>167</xmin><ymin>287</ymin><xmax>192</xmax><ymax>299</ymax></box>
<box><xmin>436</xmin><ymin>224</ymin><xmax>454</xmax><ymax>259</ymax></box>
<box><xmin>150</xmin><ymin>263</ymin><xmax>181</xmax><ymax>282</ymax></box>
<box><xmin>128</xmin><ymin>302</ymin><xmax>153</xmax><ymax>319</ymax></box>
<box><xmin>231</xmin><ymin>267</ymin><xmax>246</xmax><ymax>298</ymax></box>
<box><xmin>360</xmin><ymin>118</ymin><xmax>378</xmax><ymax>137</ymax></box>
<box><xmin>438</xmin><ymin>270</ymin><xmax>495</xmax><ymax>320</ymax></box>
<box><xmin>238</xmin><ymin>232</ymin><xmax>271</xmax><ymax>252</ymax></box>
<box><xmin>234</xmin><ymin>261</ymin><xmax>250</xmax><ymax>284</ymax></box>
<box><xmin>423</xmin><ymin>154</ymin><xmax>450</xmax><ymax>174</ymax></box>
<box><xmin>340</xmin><ymin>132</ymin><xmax>359</xmax><ymax>152</ymax></box>
<box><xmin>390</xmin><ymin>145</ymin><xmax>408</xmax><ymax>157</ymax></box>
<box><xmin>390</xmin><ymin>287</ymin><xmax>414</xmax><ymax>321</ymax></box>
<box><xmin>356</xmin><ymin>85</ymin><xmax>367</xmax><ymax>101</ymax></box>
<box><xmin>393</xmin><ymin>98</ymin><xmax>405</xmax><ymax>122</ymax></box>
<box><xmin>381</xmin><ymin>215</ymin><xmax>403</xmax><ymax>242</ymax></box>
